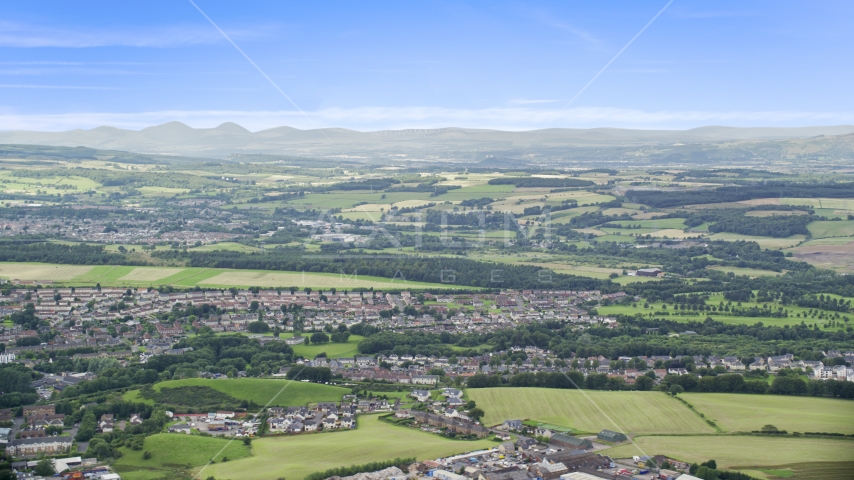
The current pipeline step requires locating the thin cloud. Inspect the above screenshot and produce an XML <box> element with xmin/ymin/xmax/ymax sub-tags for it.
<box><xmin>0</xmin><ymin>84</ymin><xmax>120</xmax><ymax>90</ymax></box>
<box><xmin>0</xmin><ymin>21</ymin><xmax>275</xmax><ymax>48</ymax></box>
<box><xmin>0</xmin><ymin>106</ymin><xmax>852</xmax><ymax>132</ymax></box>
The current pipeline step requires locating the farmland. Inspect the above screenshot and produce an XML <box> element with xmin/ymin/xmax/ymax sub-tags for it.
<box><xmin>679</xmin><ymin>393</ymin><xmax>854</xmax><ymax>435</ymax></box>
<box><xmin>113</xmin><ymin>433</ymin><xmax>252</xmax><ymax>480</ymax></box>
<box><xmin>202</xmin><ymin>414</ymin><xmax>495</xmax><ymax>480</ymax></box>
<box><xmin>466</xmin><ymin>388</ymin><xmax>713</xmax><ymax>434</ymax></box>
<box><xmin>151</xmin><ymin>378</ymin><xmax>349</xmax><ymax>407</ymax></box>
<box><xmin>0</xmin><ymin>262</ymin><xmax>460</xmax><ymax>289</ymax></box>
<box><xmin>605</xmin><ymin>436</ymin><xmax>854</xmax><ymax>476</ymax></box>
<box><xmin>284</xmin><ymin>333</ymin><xmax>365</xmax><ymax>359</ymax></box>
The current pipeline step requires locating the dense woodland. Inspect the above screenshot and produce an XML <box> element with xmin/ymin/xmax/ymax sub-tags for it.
<box><xmin>627</xmin><ymin>182</ymin><xmax>854</xmax><ymax>208</ymax></box>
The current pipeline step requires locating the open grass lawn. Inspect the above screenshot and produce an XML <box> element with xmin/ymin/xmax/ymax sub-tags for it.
<box><xmin>114</xmin><ymin>433</ymin><xmax>252</xmax><ymax>480</ymax></box>
<box><xmin>466</xmin><ymin>388</ymin><xmax>713</xmax><ymax>434</ymax></box>
<box><xmin>203</xmin><ymin>414</ymin><xmax>495</xmax><ymax>480</ymax></box>
<box><xmin>152</xmin><ymin>378</ymin><xmax>349</xmax><ymax>407</ymax></box>
<box><xmin>681</xmin><ymin>393</ymin><xmax>854</xmax><ymax>435</ymax></box>
<box><xmin>605</xmin><ymin>435</ymin><xmax>854</xmax><ymax>474</ymax></box>
<box><xmin>807</xmin><ymin>220</ymin><xmax>854</xmax><ymax>238</ymax></box>
<box><xmin>281</xmin><ymin>333</ymin><xmax>364</xmax><ymax>359</ymax></box>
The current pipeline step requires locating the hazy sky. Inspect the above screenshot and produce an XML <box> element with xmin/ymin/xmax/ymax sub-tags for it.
<box><xmin>1</xmin><ymin>1</ymin><xmax>852</xmax><ymax>131</ymax></box>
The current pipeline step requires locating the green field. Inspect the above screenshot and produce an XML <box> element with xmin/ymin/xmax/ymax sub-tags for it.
<box><xmin>707</xmin><ymin>265</ymin><xmax>784</xmax><ymax>277</ymax></box>
<box><xmin>0</xmin><ymin>262</ymin><xmax>462</xmax><ymax>289</ymax></box>
<box><xmin>203</xmin><ymin>414</ymin><xmax>495</xmax><ymax>480</ymax></box>
<box><xmin>709</xmin><ymin>233</ymin><xmax>805</xmax><ymax>249</ymax></box>
<box><xmin>152</xmin><ymin>378</ymin><xmax>349</xmax><ymax>406</ymax></box>
<box><xmin>113</xmin><ymin>433</ymin><xmax>252</xmax><ymax>480</ymax></box>
<box><xmin>466</xmin><ymin>388</ymin><xmax>713</xmax><ymax>434</ymax></box>
<box><xmin>283</xmin><ymin>333</ymin><xmax>364</xmax><ymax>359</ymax></box>
<box><xmin>680</xmin><ymin>393</ymin><xmax>854</xmax><ymax>434</ymax></box>
<box><xmin>605</xmin><ymin>435</ymin><xmax>854</xmax><ymax>475</ymax></box>
<box><xmin>807</xmin><ymin>220</ymin><xmax>854</xmax><ymax>238</ymax></box>
<box><xmin>596</xmin><ymin>292</ymin><xmax>846</xmax><ymax>330</ymax></box>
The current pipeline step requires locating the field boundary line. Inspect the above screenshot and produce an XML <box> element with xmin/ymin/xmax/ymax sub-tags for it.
<box><xmin>192</xmin><ymin>366</ymin><xmax>310</xmax><ymax>480</ymax></box>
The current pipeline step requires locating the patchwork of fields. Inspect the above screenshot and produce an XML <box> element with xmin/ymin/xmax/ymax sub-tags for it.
<box><xmin>202</xmin><ymin>414</ymin><xmax>495</xmax><ymax>480</ymax></box>
<box><xmin>0</xmin><ymin>262</ymin><xmax>460</xmax><ymax>289</ymax></box>
<box><xmin>466</xmin><ymin>388</ymin><xmax>714</xmax><ymax>434</ymax></box>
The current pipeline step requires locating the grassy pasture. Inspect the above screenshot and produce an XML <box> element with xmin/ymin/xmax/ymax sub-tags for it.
<box><xmin>807</xmin><ymin>220</ymin><xmax>854</xmax><ymax>238</ymax></box>
<box><xmin>283</xmin><ymin>333</ymin><xmax>364</xmax><ymax>359</ymax></box>
<box><xmin>605</xmin><ymin>435</ymin><xmax>854</xmax><ymax>473</ymax></box>
<box><xmin>114</xmin><ymin>433</ymin><xmax>252</xmax><ymax>480</ymax></box>
<box><xmin>682</xmin><ymin>393</ymin><xmax>854</xmax><ymax>434</ymax></box>
<box><xmin>709</xmin><ymin>233</ymin><xmax>805</xmax><ymax>249</ymax></box>
<box><xmin>152</xmin><ymin>378</ymin><xmax>349</xmax><ymax>407</ymax></box>
<box><xmin>466</xmin><ymin>388</ymin><xmax>713</xmax><ymax>434</ymax></box>
<box><xmin>706</xmin><ymin>265</ymin><xmax>784</xmax><ymax>277</ymax></box>
<box><xmin>203</xmin><ymin>414</ymin><xmax>495</xmax><ymax>480</ymax></box>
<box><xmin>188</xmin><ymin>242</ymin><xmax>260</xmax><ymax>253</ymax></box>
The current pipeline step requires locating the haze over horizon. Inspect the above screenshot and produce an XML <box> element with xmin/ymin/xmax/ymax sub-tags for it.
<box><xmin>1</xmin><ymin>1</ymin><xmax>853</xmax><ymax>132</ymax></box>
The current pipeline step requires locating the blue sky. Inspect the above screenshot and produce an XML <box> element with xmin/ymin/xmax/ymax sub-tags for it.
<box><xmin>0</xmin><ymin>1</ymin><xmax>852</xmax><ymax>131</ymax></box>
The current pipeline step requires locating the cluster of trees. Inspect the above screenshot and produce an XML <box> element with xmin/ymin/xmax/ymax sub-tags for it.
<box><xmin>12</xmin><ymin>167</ymin><xmax>233</xmax><ymax>190</ymax></box>
<box><xmin>459</xmin><ymin>197</ymin><xmax>494</xmax><ymax>209</ymax></box>
<box><xmin>326</xmin><ymin>178</ymin><xmax>399</xmax><ymax>190</ymax></box>
<box><xmin>627</xmin><ymin>182</ymin><xmax>854</xmax><ymax>208</ymax></box>
<box><xmin>304</xmin><ymin>457</ymin><xmax>416</xmax><ymax>480</ymax></box>
<box><xmin>0</xmin><ymin>363</ymin><xmax>40</xmax><ymax>408</ymax></box>
<box><xmin>153</xmin><ymin>248</ymin><xmax>606</xmax><ymax>291</ymax></box>
<box><xmin>0</xmin><ymin>242</ymin><xmax>142</xmax><ymax>265</ymax></box>
<box><xmin>357</xmin><ymin>331</ymin><xmax>480</xmax><ymax>357</ymax></box>
<box><xmin>140</xmin><ymin>385</ymin><xmax>246</xmax><ymax>411</ymax></box>
<box><xmin>56</xmin><ymin>335</ymin><xmax>295</xmax><ymax>398</ymax></box>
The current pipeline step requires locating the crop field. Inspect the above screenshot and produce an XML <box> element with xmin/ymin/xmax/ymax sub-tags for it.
<box><xmin>197</xmin><ymin>270</ymin><xmax>453</xmax><ymax>289</ymax></box>
<box><xmin>706</xmin><ymin>265</ymin><xmax>784</xmax><ymax>277</ymax></box>
<box><xmin>466</xmin><ymin>388</ymin><xmax>713</xmax><ymax>434</ymax></box>
<box><xmin>118</xmin><ymin>267</ymin><xmax>185</xmax><ymax>282</ymax></box>
<box><xmin>113</xmin><ymin>433</ymin><xmax>252</xmax><ymax>480</ymax></box>
<box><xmin>152</xmin><ymin>378</ymin><xmax>349</xmax><ymax>406</ymax></box>
<box><xmin>807</xmin><ymin>220</ymin><xmax>854</xmax><ymax>238</ymax></box>
<box><xmin>0</xmin><ymin>262</ymin><xmax>459</xmax><ymax>289</ymax></box>
<box><xmin>203</xmin><ymin>414</ymin><xmax>495</xmax><ymax>480</ymax></box>
<box><xmin>605</xmin><ymin>435</ymin><xmax>854</xmax><ymax>475</ymax></box>
<box><xmin>680</xmin><ymin>393</ymin><xmax>854</xmax><ymax>434</ymax></box>
<box><xmin>782</xmin><ymin>198</ymin><xmax>854</xmax><ymax>210</ymax></box>
<box><xmin>0</xmin><ymin>263</ymin><xmax>93</xmax><ymax>281</ymax></box>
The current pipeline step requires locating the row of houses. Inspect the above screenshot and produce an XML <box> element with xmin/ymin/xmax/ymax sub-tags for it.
<box><xmin>406</xmin><ymin>410</ymin><xmax>490</xmax><ymax>438</ymax></box>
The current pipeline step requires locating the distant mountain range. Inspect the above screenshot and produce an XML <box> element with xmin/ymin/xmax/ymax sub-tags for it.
<box><xmin>1</xmin><ymin>122</ymin><xmax>853</xmax><ymax>159</ymax></box>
